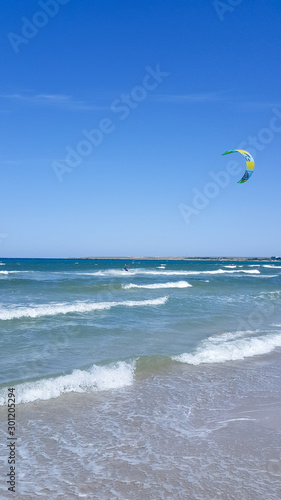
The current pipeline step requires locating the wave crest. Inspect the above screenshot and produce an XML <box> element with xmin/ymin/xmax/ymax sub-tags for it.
<box><xmin>0</xmin><ymin>361</ymin><xmax>135</xmax><ymax>405</ymax></box>
<box><xmin>0</xmin><ymin>296</ymin><xmax>168</xmax><ymax>321</ymax></box>
<box><xmin>123</xmin><ymin>281</ymin><xmax>192</xmax><ymax>290</ymax></box>
<box><xmin>172</xmin><ymin>332</ymin><xmax>281</xmax><ymax>365</ymax></box>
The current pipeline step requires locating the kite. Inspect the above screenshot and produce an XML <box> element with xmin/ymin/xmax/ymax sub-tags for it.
<box><xmin>222</xmin><ymin>149</ymin><xmax>255</xmax><ymax>183</ymax></box>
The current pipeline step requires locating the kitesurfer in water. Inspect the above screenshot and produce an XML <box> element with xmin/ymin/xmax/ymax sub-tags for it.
<box><xmin>124</xmin><ymin>264</ymin><xmax>129</xmax><ymax>272</ymax></box>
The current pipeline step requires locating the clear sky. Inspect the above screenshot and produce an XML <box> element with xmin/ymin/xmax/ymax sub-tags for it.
<box><xmin>1</xmin><ymin>0</ymin><xmax>281</xmax><ymax>257</ymax></box>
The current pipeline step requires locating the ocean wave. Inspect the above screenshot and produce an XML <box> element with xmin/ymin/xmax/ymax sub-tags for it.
<box><xmin>263</xmin><ymin>265</ymin><xmax>281</xmax><ymax>269</ymax></box>
<box><xmin>258</xmin><ymin>290</ymin><xmax>281</xmax><ymax>298</ymax></box>
<box><xmin>0</xmin><ymin>296</ymin><xmax>168</xmax><ymax>321</ymax></box>
<box><xmin>252</xmin><ymin>274</ymin><xmax>278</xmax><ymax>278</ymax></box>
<box><xmin>208</xmin><ymin>329</ymin><xmax>260</xmax><ymax>342</ymax></box>
<box><xmin>141</xmin><ymin>269</ymin><xmax>260</xmax><ymax>276</ymax></box>
<box><xmin>224</xmin><ymin>265</ymin><xmax>237</xmax><ymax>268</ymax></box>
<box><xmin>76</xmin><ymin>268</ymin><xmax>260</xmax><ymax>277</ymax></box>
<box><xmin>0</xmin><ymin>270</ymin><xmax>24</xmax><ymax>275</ymax></box>
<box><xmin>172</xmin><ymin>332</ymin><xmax>281</xmax><ymax>365</ymax></box>
<box><xmin>1</xmin><ymin>268</ymin><xmax>260</xmax><ymax>280</ymax></box>
<box><xmin>122</xmin><ymin>281</ymin><xmax>192</xmax><ymax>290</ymax></box>
<box><xmin>0</xmin><ymin>361</ymin><xmax>135</xmax><ymax>405</ymax></box>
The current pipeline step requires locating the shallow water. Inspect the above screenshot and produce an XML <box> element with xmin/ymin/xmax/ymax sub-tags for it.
<box><xmin>0</xmin><ymin>259</ymin><xmax>281</xmax><ymax>498</ymax></box>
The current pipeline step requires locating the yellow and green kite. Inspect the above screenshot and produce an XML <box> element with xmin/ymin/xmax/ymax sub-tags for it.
<box><xmin>222</xmin><ymin>149</ymin><xmax>255</xmax><ymax>183</ymax></box>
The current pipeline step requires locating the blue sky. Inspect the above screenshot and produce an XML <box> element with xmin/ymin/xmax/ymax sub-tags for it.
<box><xmin>1</xmin><ymin>0</ymin><xmax>281</xmax><ymax>257</ymax></box>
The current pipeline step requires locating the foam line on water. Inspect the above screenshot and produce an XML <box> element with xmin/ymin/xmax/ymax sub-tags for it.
<box><xmin>263</xmin><ymin>265</ymin><xmax>281</xmax><ymax>269</ymax></box>
<box><xmin>3</xmin><ymin>268</ymin><xmax>260</xmax><ymax>279</ymax></box>
<box><xmin>0</xmin><ymin>296</ymin><xmax>168</xmax><ymax>321</ymax></box>
<box><xmin>252</xmin><ymin>274</ymin><xmax>278</xmax><ymax>278</ymax></box>
<box><xmin>0</xmin><ymin>361</ymin><xmax>136</xmax><ymax>405</ymax></box>
<box><xmin>123</xmin><ymin>281</ymin><xmax>192</xmax><ymax>289</ymax></box>
<box><xmin>0</xmin><ymin>270</ymin><xmax>27</xmax><ymax>275</ymax></box>
<box><xmin>208</xmin><ymin>329</ymin><xmax>260</xmax><ymax>342</ymax></box>
<box><xmin>172</xmin><ymin>332</ymin><xmax>281</xmax><ymax>365</ymax></box>
<box><xmin>75</xmin><ymin>268</ymin><xmax>260</xmax><ymax>277</ymax></box>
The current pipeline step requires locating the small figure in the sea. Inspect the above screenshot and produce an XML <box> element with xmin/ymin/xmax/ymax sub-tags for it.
<box><xmin>124</xmin><ymin>264</ymin><xmax>129</xmax><ymax>272</ymax></box>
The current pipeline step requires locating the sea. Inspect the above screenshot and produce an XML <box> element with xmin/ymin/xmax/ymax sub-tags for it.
<box><xmin>0</xmin><ymin>258</ymin><xmax>281</xmax><ymax>500</ymax></box>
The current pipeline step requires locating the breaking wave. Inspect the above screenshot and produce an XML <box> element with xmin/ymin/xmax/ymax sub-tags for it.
<box><xmin>76</xmin><ymin>268</ymin><xmax>260</xmax><ymax>277</ymax></box>
<box><xmin>263</xmin><ymin>265</ymin><xmax>281</xmax><ymax>269</ymax></box>
<box><xmin>123</xmin><ymin>281</ymin><xmax>192</xmax><ymax>290</ymax></box>
<box><xmin>172</xmin><ymin>331</ymin><xmax>281</xmax><ymax>365</ymax></box>
<box><xmin>0</xmin><ymin>297</ymin><xmax>168</xmax><ymax>321</ymax></box>
<box><xmin>0</xmin><ymin>361</ymin><xmax>135</xmax><ymax>405</ymax></box>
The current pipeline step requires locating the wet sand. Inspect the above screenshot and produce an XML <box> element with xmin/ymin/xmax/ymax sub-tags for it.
<box><xmin>1</xmin><ymin>354</ymin><xmax>281</xmax><ymax>499</ymax></box>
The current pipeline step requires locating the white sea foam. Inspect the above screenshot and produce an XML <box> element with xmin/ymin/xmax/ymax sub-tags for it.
<box><xmin>263</xmin><ymin>265</ymin><xmax>281</xmax><ymax>269</ymax></box>
<box><xmin>76</xmin><ymin>268</ymin><xmax>260</xmax><ymax>277</ymax></box>
<box><xmin>0</xmin><ymin>296</ymin><xmax>168</xmax><ymax>321</ymax></box>
<box><xmin>0</xmin><ymin>361</ymin><xmax>135</xmax><ymax>405</ymax></box>
<box><xmin>41</xmin><ymin>268</ymin><xmax>261</xmax><ymax>279</ymax></box>
<box><xmin>259</xmin><ymin>290</ymin><xmax>281</xmax><ymax>299</ymax></box>
<box><xmin>172</xmin><ymin>332</ymin><xmax>281</xmax><ymax>365</ymax></box>
<box><xmin>224</xmin><ymin>265</ymin><xmax>237</xmax><ymax>268</ymax></box>
<box><xmin>140</xmin><ymin>269</ymin><xmax>260</xmax><ymax>276</ymax></box>
<box><xmin>252</xmin><ymin>274</ymin><xmax>278</xmax><ymax>278</ymax></box>
<box><xmin>0</xmin><ymin>270</ymin><xmax>22</xmax><ymax>275</ymax></box>
<box><xmin>123</xmin><ymin>281</ymin><xmax>192</xmax><ymax>290</ymax></box>
<box><xmin>218</xmin><ymin>418</ymin><xmax>256</xmax><ymax>424</ymax></box>
<box><xmin>208</xmin><ymin>329</ymin><xmax>259</xmax><ymax>342</ymax></box>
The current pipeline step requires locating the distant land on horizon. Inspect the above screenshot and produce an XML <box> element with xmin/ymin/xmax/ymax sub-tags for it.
<box><xmin>1</xmin><ymin>256</ymin><xmax>280</xmax><ymax>261</ymax></box>
<box><xmin>71</xmin><ymin>256</ymin><xmax>280</xmax><ymax>261</ymax></box>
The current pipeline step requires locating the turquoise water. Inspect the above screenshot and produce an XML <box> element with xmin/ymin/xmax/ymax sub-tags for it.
<box><xmin>0</xmin><ymin>258</ymin><xmax>281</xmax><ymax>402</ymax></box>
<box><xmin>1</xmin><ymin>259</ymin><xmax>281</xmax><ymax>499</ymax></box>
